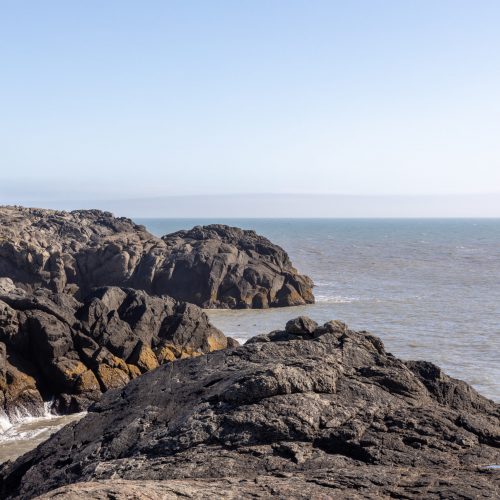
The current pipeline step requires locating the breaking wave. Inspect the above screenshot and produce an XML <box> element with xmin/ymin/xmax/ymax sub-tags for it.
<box><xmin>0</xmin><ymin>402</ymin><xmax>85</xmax><ymax>463</ymax></box>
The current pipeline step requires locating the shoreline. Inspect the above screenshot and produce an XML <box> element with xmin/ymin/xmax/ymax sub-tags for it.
<box><xmin>0</xmin><ymin>212</ymin><xmax>498</xmax><ymax>497</ymax></box>
<box><xmin>0</xmin><ymin>413</ymin><xmax>85</xmax><ymax>464</ymax></box>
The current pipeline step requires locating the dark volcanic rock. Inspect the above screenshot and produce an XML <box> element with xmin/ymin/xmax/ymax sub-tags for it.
<box><xmin>0</xmin><ymin>284</ymin><xmax>229</xmax><ymax>419</ymax></box>
<box><xmin>0</xmin><ymin>206</ymin><xmax>314</xmax><ymax>308</ymax></box>
<box><xmin>161</xmin><ymin>225</ymin><xmax>314</xmax><ymax>308</ymax></box>
<box><xmin>1</xmin><ymin>318</ymin><xmax>498</xmax><ymax>499</ymax></box>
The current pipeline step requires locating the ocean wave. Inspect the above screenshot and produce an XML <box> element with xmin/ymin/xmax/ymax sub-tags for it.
<box><xmin>0</xmin><ymin>401</ymin><xmax>85</xmax><ymax>446</ymax></box>
<box><xmin>0</xmin><ymin>400</ymin><xmax>54</xmax><ymax>434</ymax></box>
<box><xmin>315</xmin><ymin>295</ymin><xmax>360</xmax><ymax>304</ymax></box>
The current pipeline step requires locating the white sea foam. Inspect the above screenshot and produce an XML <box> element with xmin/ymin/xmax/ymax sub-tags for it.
<box><xmin>0</xmin><ymin>406</ymin><xmax>86</xmax><ymax>463</ymax></box>
<box><xmin>0</xmin><ymin>412</ymin><xmax>12</xmax><ymax>433</ymax></box>
<box><xmin>315</xmin><ymin>295</ymin><xmax>360</xmax><ymax>304</ymax></box>
<box><xmin>7</xmin><ymin>397</ymin><xmax>57</xmax><ymax>425</ymax></box>
<box><xmin>0</xmin><ymin>399</ymin><xmax>84</xmax><ymax>447</ymax></box>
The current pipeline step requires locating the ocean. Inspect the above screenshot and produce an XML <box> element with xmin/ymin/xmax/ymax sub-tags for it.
<box><xmin>142</xmin><ymin>218</ymin><xmax>500</xmax><ymax>402</ymax></box>
<box><xmin>1</xmin><ymin>218</ymin><xmax>498</xmax><ymax>463</ymax></box>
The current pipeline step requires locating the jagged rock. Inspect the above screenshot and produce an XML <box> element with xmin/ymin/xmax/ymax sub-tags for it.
<box><xmin>2</xmin><ymin>318</ymin><xmax>498</xmax><ymax>499</ymax></box>
<box><xmin>0</xmin><ymin>285</ymin><xmax>232</xmax><ymax>418</ymax></box>
<box><xmin>285</xmin><ymin>315</ymin><xmax>318</xmax><ymax>335</ymax></box>
<box><xmin>0</xmin><ymin>360</ymin><xmax>44</xmax><ymax>419</ymax></box>
<box><xmin>0</xmin><ymin>206</ymin><xmax>314</xmax><ymax>308</ymax></box>
<box><xmin>0</xmin><ymin>279</ymin><xmax>18</xmax><ymax>296</ymax></box>
<box><xmin>161</xmin><ymin>225</ymin><xmax>315</xmax><ymax>308</ymax></box>
<box><xmin>128</xmin><ymin>342</ymin><xmax>159</xmax><ymax>373</ymax></box>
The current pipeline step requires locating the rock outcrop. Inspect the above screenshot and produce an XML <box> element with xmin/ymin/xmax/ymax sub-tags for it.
<box><xmin>0</xmin><ymin>281</ymin><xmax>230</xmax><ymax>419</ymax></box>
<box><xmin>161</xmin><ymin>225</ymin><xmax>314</xmax><ymax>308</ymax></box>
<box><xmin>1</xmin><ymin>318</ymin><xmax>498</xmax><ymax>499</ymax></box>
<box><xmin>0</xmin><ymin>206</ymin><xmax>314</xmax><ymax>308</ymax></box>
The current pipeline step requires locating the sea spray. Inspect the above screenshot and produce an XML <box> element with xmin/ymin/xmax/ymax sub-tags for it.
<box><xmin>0</xmin><ymin>400</ymin><xmax>85</xmax><ymax>463</ymax></box>
<box><xmin>0</xmin><ymin>411</ymin><xmax>12</xmax><ymax>433</ymax></box>
<box><xmin>0</xmin><ymin>396</ymin><xmax>55</xmax><ymax>434</ymax></box>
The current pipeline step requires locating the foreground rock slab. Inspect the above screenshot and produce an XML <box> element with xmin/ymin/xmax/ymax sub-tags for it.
<box><xmin>0</xmin><ymin>281</ymin><xmax>230</xmax><ymax>418</ymax></box>
<box><xmin>1</xmin><ymin>317</ymin><xmax>498</xmax><ymax>499</ymax></box>
<box><xmin>34</xmin><ymin>471</ymin><xmax>500</xmax><ymax>500</ymax></box>
<box><xmin>0</xmin><ymin>206</ymin><xmax>314</xmax><ymax>308</ymax></box>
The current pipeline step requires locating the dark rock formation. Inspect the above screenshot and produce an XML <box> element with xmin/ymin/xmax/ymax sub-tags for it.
<box><xmin>0</xmin><ymin>281</ymin><xmax>229</xmax><ymax>419</ymax></box>
<box><xmin>1</xmin><ymin>318</ymin><xmax>498</xmax><ymax>499</ymax></box>
<box><xmin>161</xmin><ymin>225</ymin><xmax>314</xmax><ymax>308</ymax></box>
<box><xmin>0</xmin><ymin>206</ymin><xmax>314</xmax><ymax>308</ymax></box>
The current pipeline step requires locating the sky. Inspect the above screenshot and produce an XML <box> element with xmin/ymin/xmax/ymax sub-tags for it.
<box><xmin>1</xmin><ymin>1</ymin><xmax>500</xmax><ymax>215</ymax></box>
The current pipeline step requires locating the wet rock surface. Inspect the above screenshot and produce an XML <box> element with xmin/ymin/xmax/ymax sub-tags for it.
<box><xmin>0</xmin><ymin>284</ymin><xmax>229</xmax><ymax>419</ymax></box>
<box><xmin>0</xmin><ymin>206</ymin><xmax>314</xmax><ymax>308</ymax></box>
<box><xmin>2</xmin><ymin>318</ymin><xmax>498</xmax><ymax>499</ymax></box>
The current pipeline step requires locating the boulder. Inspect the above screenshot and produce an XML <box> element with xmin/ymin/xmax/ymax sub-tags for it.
<box><xmin>128</xmin><ymin>342</ymin><xmax>159</xmax><ymax>373</ymax></box>
<box><xmin>1</xmin><ymin>318</ymin><xmax>498</xmax><ymax>499</ymax></box>
<box><xmin>0</xmin><ymin>360</ymin><xmax>44</xmax><ymax>420</ymax></box>
<box><xmin>0</xmin><ymin>285</ymin><xmax>233</xmax><ymax>419</ymax></box>
<box><xmin>0</xmin><ymin>206</ymin><xmax>314</xmax><ymax>308</ymax></box>
<box><xmin>285</xmin><ymin>315</ymin><xmax>318</xmax><ymax>335</ymax></box>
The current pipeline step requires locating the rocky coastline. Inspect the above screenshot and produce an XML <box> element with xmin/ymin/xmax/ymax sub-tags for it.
<box><xmin>0</xmin><ymin>207</ymin><xmax>498</xmax><ymax>498</ymax></box>
<box><xmin>1</xmin><ymin>317</ymin><xmax>499</xmax><ymax>498</ymax></box>
<box><xmin>0</xmin><ymin>206</ymin><xmax>314</xmax><ymax>309</ymax></box>
<box><xmin>0</xmin><ymin>278</ymin><xmax>232</xmax><ymax>418</ymax></box>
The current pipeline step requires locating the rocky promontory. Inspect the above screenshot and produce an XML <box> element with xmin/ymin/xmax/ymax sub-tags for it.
<box><xmin>2</xmin><ymin>318</ymin><xmax>498</xmax><ymax>499</ymax></box>
<box><xmin>0</xmin><ymin>206</ymin><xmax>314</xmax><ymax>308</ymax></box>
<box><xmin>0</xmin><ymin>278</ymin><xmax>231</xmax><ymax>418</ymax></box>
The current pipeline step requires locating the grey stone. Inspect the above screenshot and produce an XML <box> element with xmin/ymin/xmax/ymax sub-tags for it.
<box><xmin>0</xmin><ymin>286</ymin><xmax>231</xmax><ymax>419</ymax></box>
<box><xmin>285</xmin><ymin>316</ymin><xmax>318</xmax><ymax>335</ymax></box>
<box><xmin>0</xmin><ymin>207</ymin><xmax>314</xmax><ymax>309</ymax></box>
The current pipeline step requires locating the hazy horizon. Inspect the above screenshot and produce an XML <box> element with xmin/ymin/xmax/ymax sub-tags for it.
<box><xmin>3</xmin><ymin>192</ymin><xmax>499</xmax><ymax>218</ymax></box>
<box><xmin>1</xmin><ymin>1</ymin><xmax>500</xmax><ymax>209</ymax></box>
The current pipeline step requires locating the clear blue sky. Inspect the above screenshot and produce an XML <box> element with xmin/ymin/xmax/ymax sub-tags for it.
<box><xmin>1</xmin><ymin>1</ymin><xmax>500</xmax><ymax>207</ymax></box>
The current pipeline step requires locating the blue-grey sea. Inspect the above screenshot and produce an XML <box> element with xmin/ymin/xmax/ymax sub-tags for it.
<box><xmin>140</xmin><ymin>218</ymin><xmax>500</xmax><ymax>402</ymax></box>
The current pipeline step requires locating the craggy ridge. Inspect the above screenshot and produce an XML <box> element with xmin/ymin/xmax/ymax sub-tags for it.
<box><xmin>1</xmin><ymin>317</ymin><xmax>498</xmax><ymax>499</ymax></box>
<box><xmin>0</xmin><ymin>278</ymin><xmax>231</xmax><ymax>418</ymax></box>
<box><xmin>0</xmin><ymin>206</ymin><xmax>314</xmax><ymax>309</ymax></box>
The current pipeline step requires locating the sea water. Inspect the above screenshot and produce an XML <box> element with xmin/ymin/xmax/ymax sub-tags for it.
<box><xmin>0</xmin><ymin>402</ymin><xmax>84</xmax><ymax>463</ymax></box>
<box><xmin>141</xmin><ymin>218</ymin><xmax>500</xmax><ymax>402</ymax></box>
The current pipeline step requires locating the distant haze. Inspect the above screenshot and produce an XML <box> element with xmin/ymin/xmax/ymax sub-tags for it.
<box><xmin>2</xmin><ymin>193</ymin><xmax>499</xmax><ymax>218</ymax></box>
